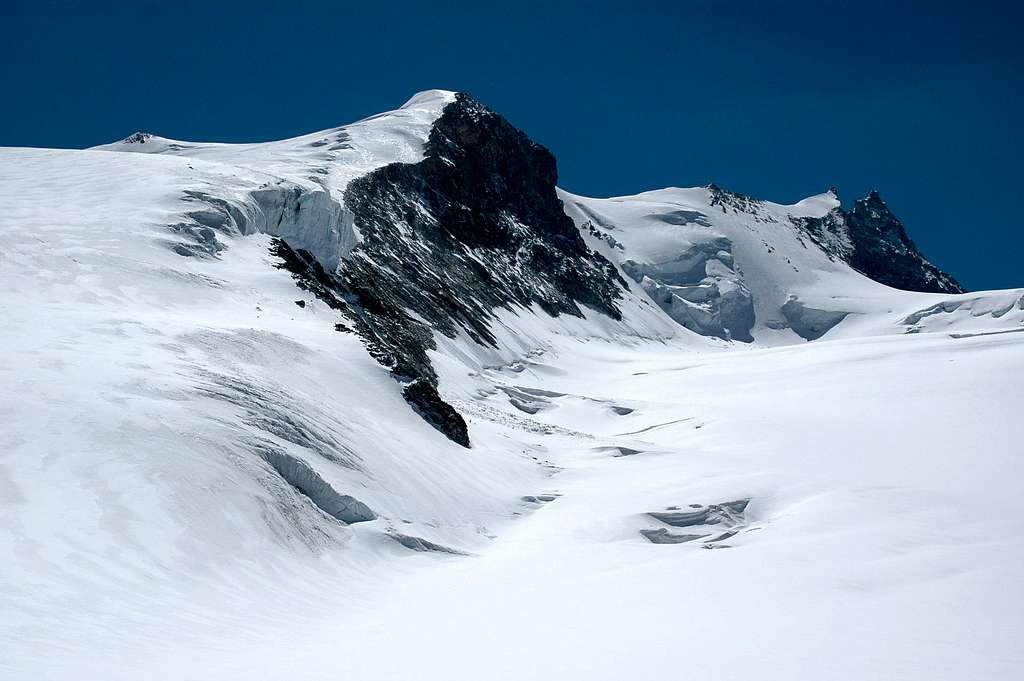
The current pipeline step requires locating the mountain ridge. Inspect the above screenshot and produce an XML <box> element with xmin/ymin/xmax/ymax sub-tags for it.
<box><xmin>2</xmin><ymin>89</ymin><xmax>1023</xmax><ymax>681</ymax></box>
<box><xmin>91</xmin><ymin>90</ymin><xmax>972</xmax><ymax>438</ymax></box>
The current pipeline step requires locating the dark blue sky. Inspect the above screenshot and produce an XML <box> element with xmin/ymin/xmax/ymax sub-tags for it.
<box><xmin>3</xmin><ymin>1</ymin><xmax>1021</xmax><ymax>290</ymax></box>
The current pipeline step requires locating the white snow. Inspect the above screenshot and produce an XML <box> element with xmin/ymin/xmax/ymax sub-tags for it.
<box><xmin>89</xmin><ymin>88</ymin><xmax>456</xmax><ymax>269</ymax></box>
<box><xmin>561</xmin><ymin>186</ymin><xmax>1024</xmax><ymax>344</ymax></box>
<box><xmin>2</xmin><ymin>92</ymin><xmax>1022</xmax><ymax>680</ymax></box>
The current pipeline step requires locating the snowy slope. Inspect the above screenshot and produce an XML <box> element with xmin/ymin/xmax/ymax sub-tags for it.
<box><xmin>87</xmin><ymin>90</ymin><xmax>677</xmax><ymax>447</ymax></box>
<box><xmin>562</xmin><ymin>186</ymin><xmax>856</xmax><ymax>342</ymax></box>
<box><xmin>0</xmin><ymin>143</ymin><xmax>555</xmax><ymax>672</ymax></box>
<box><xmin>90</xmin><ymin>89</ymin><xmax>455</xmax><ymax>269</ymax></box>
<box><xmin>276</xmin><ymin>331</ymin><xmax>1024</xmax><ymax>681</ymax></box>
<box><xmin>562</xmin><ymin>186</ymin><xmax>1021</xmax><ymax>343</ymax></box>
<box><xmin>93</xmin><ymin>89</ymin><xmax>455</xmax><ymax>200</ymax></box>
<box><xmin>2</xmin><ymin>90</ymin><xmax>1023</xmax><ymax>680</ymax></box>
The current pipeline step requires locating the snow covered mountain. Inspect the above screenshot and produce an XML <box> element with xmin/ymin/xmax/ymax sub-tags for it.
<box><xmin>562</xmin><ymin>182</ymin><xmax>968</xmax><ymax>343</ymax></box>
<box><xmin>2</xmin><ymin>90</ymin><xmax>1022</xmax><ymax>680</ymax></box>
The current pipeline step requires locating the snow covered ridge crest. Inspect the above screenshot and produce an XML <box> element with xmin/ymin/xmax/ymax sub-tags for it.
<box><xmin>93</xmin><ymin>88</ymin><xmax>458</xmax><ymax>270</ymax></box>
<box><xmin>563</xmin><ymin>180</ymin><xmax>964</xmax><ymax>343</ymax></box>
<box><xmin>90</xmin><ymin>89</ymin><xmax>978</xmax><ymax>440</ymax></box>
<box><xmin>98</xmin><ymin>89</ymin><xmax>963</xmax><ymax>344</ymax></box>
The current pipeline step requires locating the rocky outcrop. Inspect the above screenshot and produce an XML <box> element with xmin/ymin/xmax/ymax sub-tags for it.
<box><xmin>340</xmin><ymin>93</ymin><xmax>624</xmax><ymax>339</ymax></box>
<box><xmin>402</xmin><ymin>379</ymin><xmax>470</xmax><ymax>447</ymax></box>
<box><xmin>274</xmin><ymin>93</ymin><xmax>627</xmax><ymax>446</ymax></box>
<box><xmin>798</xmin><ymin>190</ymin><xmax>963</xmax><ymax>294</ymax></box>
<box><xmin>842</xmin><ymin>191</ymin><xmax>963</xmax><ymax>294</ymax></box>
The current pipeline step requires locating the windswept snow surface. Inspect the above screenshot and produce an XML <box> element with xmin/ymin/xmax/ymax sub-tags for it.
<box><xmin>90</xmin><ymin>89</ymin><xmax>456</xmax><ymax>268</ymax></box>
<box><xmin>2</xmin><ymin>93</ymin><xmax>1024</xmax><ymax>680</ymax></box>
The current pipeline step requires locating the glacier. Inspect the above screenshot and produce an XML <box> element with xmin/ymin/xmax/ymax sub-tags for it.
<box><xmin>1</xmin><ymin>90</ymin><xmax>1022</xmax><ymax>681</ymax></box>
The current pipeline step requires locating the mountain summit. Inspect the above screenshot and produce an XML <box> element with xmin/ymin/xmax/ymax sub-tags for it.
<box><xmin>96</xmin><ymin>91</ymin><xmax>971</xmax><ymax>429</ymax></box>
<box><xmin>2</xmin><ymin>90</ymin><xmax>1022</xmax><ymax>680</ymax></box>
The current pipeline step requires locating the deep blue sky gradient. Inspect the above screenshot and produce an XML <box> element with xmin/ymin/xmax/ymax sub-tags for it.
<box><xmin>3</xmin><ymin>0</ymin><xmax>1021</xmax><ymax>290</ymax></box>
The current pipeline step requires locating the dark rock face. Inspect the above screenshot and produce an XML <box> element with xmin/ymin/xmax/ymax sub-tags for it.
<box><xmin>842</xmin><ymin>191</ymin><xmax>963</xmax><ymax>294</ymax></box>
<box><xmin>798</xmin><ymin>190</ymin><xmax>963</xmax><ymax>294</ymax></box>
<box><xmin>341</xmin><ymin>93</ymin><xmax>624</xmax><ymax>342</ymax></box>
<box><xmin>402</xmin><ymin>379</ymin><xmax>470</xmax><ymax>448</ymax></box>
<box><xmin>271</xmin><ymin>238</ymin><xmax>461</xmax><ymax>443</ymax></box>
<box><xmin>273</xmin><ymin>93</ymin><xmax>626</xmax><ymax>446</ymax></box>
